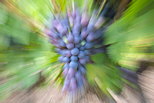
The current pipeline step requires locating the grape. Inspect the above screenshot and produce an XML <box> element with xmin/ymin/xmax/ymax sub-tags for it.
<box><xmin>73</xmin><ymin>23</ymin><xmax>81</xmax><ymax>35</ymax></box>
<box><xmin>55</xmin><ymin>24</ymin><xmax>63</xmax><ymax>33</ymax></box>
<box><xmin>52</xmin><ymin>19</ymin><xmax>59</xmax><ymax>27</ymax></box>
<box><xmin>79</xmin><ymin>65</ymin><xmax>86</xmax><ymax>74</ymax></box>
<box><xmin>75</xmin><ymin>44</ymin><xmax>81</xmax><ymax>48</ymax></box>
<box><xmin>71</xmin><ymin>48</ymin><xmax>79</xmax><ymax>55</ymax></box>
<box><xmin>69</xmin><ymin>61</ymin><xmax>78</xmax><ymax>69</ymax></box>
<box><xmin>75</xmin><ymin>15</ymin><xmax>81</xmax><ymax>22</ymax></box>
<box><xmin>84</xmin><ymin>42</ymin><xmax>93</xmax><ymax>49</ymax></box>
<box><xmin>85</xmin><ymin>56</ymin><xmax>90</xmax><ymax>62</ymax></box>
<box><xmin>63</xmin><ymin>63</ymin><xmax>69</xmax><ymax>69</ymax></box>
<box><xmin>68</xmin><ymin>16</ymin><xmax>74</xmax><ymax>27</ymax></box>
<box><xmin>56</xmin><ymin>48</ymin><xmax>61</xmax><ymax>54</ymax></box>
<box><xmin>62</xmin><ymin>78</ymin><xmax>70</xmax><ymax>92</ymax></box>
<box><xmin>79</xmin><ymin>58</ymin><xmax>87</xmax><ymax>65</ymax></box>
<box><xmin>68</xmin><ymin>68</ymin><xmax>76</xmax><ymax>78</ymax></box>
<box><xmin>86</xmin><ymin>33</ymin><xmax>95</xmax><ymax>42</ymax></box>
<box><xmin>63</xmin><ymin>57</ymin><xmax>70</xmax><ymax>63</ymax></box>
<box><xmin>93</xmin><ymin>29</ymin><xmax>103</xmax><ymax>39</ymax></box>
<box><xmin>70</xmin><ymin>78</ymin><xmax>77</xmax><ymax>90</ymax></box>
<box><xmin>63</xmin><ymin>68</ymin><xmax>69</xmax><ymax>76</ymax></box>
<box><xmin>49</xmin><ymin>30</ymin><xmax>59</xmax><ymax>39</ymax></box>
<box><xmin>87</xmin><ymin>17</ymin><xmax>96</xmax><ymax>32</ymax></box>
<box><xmin>74</xmin><ymin>36</ymin><xmax>81</xmax><ymax>44</ymax></box>
<box><xmin>61</xmin><ymin>28</ymin><xmax>68</xmax><ymax>36</ymax></box>
<box><xmin>59</xmin><ymin>40</ymin><xmax>66</xmax><ymax>47</ymax></box>
<box><xmin>65</xmin><ymin>50</ymin><xmax>72</xmax><ymax>57</ymax></box>
<box><xmin>81</xmin><ymin>13</ymin><xmax>89</xmax><ymax>27</ymax></box>
<box><xmin>62</xmin><ymin>50</ymin><xmax>71</xmax><ymax>57</ymax></box>
<box><xmin>59</xmin><ymin>56</ymin><xmax>64</xmax><ymax>62</ymax></box>
<box><xmin>75</xmin><ymin>71</ymin><xmax>81</xmax><ymax>79</ymax></box>
<box><xmin>72</xmin><ymin>11</ymin><xmax>76</xmax><ymax>18</ymax></box>
<box><xmin>46</xmin><ymin>7</ymin><xmax>108</xmax><ymax>93</ymax></box>
<box><xmin>70</xmin><ymin>56</ymin><xmax>78</xmax><ymax>61</ymax></box>
<box><xmin>66</xmin><ymin>43</ymin><xmax>74</xmax><ymax>49</ymax></box>
<box><xmin>81</xmin><ymin>29</ymin><xmax>88</xmax><ymax>39</ymax></box>
<box><xmin>78</xmin><ymin>51</ymin><xmax>85</xmax><ymax>58</ymax></box>
<box><xmin>94</xmin><ymin>17</ymin><xmax>105</xmax><ymax>29</ymax></box>
<box><xmin>61</xmin><ymin>18</ymin><xmax>69</xmax><ymax>28</ymax></box>
<box><xmin>67</xmin><ymin>33</ymin><xmax>74</xmax><ymax>43</ymax></box>
<box><xmin>80</xmin><ymin>46</ymin><xmax>85</xmax><ymax>51</ymax></box>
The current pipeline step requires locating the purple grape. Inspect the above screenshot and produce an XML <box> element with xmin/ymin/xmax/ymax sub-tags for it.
<box><xmin>81</xmin><ymin>29</ymin><xmax>88</xmax><ymax>39</ymax></box>
<box><xmin>65</xmin><ymin>50</ymin><xmax>72</xmax><ymax>57</ymax></box>
<box><xmin>87</xmin><ymin>19</ymin><xmax>95</xmax><ymax>32</ymax></box>
<box><xmin>70</xmin><ymin>56</ymin><xmax>78</xmax><ymax>61</ymax></box>
<box><xmin>75</xmin><ymin>71</ymin><xmax>84</xmax><ymax>87</ymax></box>
<box><xmin>59</xmin><ymin>56</ymin><xmax>64</xmax><ymax>62</ymax></box>
<box><xmin>75</xmin><ymin>12</ymin><xmax>81</xmax><ymax>22</ymax></box>
<box><xmin>75</xmin><ymin>71</ymin><xmax>81</xmax><ymax>79</ymax></box>
<box><xmin>70</xmin><ymin>78</ymin><xmax>77</xmax><ymax>91</ymax></box>
<box><xmin>67</xmin><ymin>33</ymin><xmax>74</xmax><ymax>43</ymax></box>
<box><xmin>85</xmin><ymin>56</ymin><xmax>90</xmax><ymax>62</ymax></box>
<box><xmin>81</xmin><ymin>13</ymin><xmax>89</xmax><ymax>27</ymax></box>
<box><xmin>74</xmin><ymin>36</ymin><xmax>81</xmax><ymax>44</ymax></box>
<box><xmin>63</xmin><ymin>68</ymin><xmax>69</xmax><ymax>76</ymax></box>
<box><xmin>75</xmin><ymin>44</ymin><xmax>81</xmax><ymax>48</ymax></box>
<box><xmin>63</xmin><ymin>63</ymin><xmax>69</xmax><ymax>69</ymax></box>
<box><xmin>80</xmin><ymin>46</ymin><xmax>85</xmax><ymax>50</ymax></box>
<box><xmin>62</xmin><ymin>50</ymin><xmax>71</xmax><ymax>57</ymax></box>
<box><xmin>69</xmin><ymin>61</ymin><xmax>78</xmax><ymax>69</ymax></box>
<box><xmin>79</xmin><ymin>58</ymin><xmax>87</xmax><ymax>65</ymax></box>
<box><xmin>78</xmin><ymin>51</ymin><xmax>85</xmax><ymax>58</ymax></box>
<box><xmin>49</xmin><ymin>30</ymin><xmax>59</xmax><ymax>39</ymax></box>
<box><xmin>61</xmin><ymin>18</ymin><xmax>69</xmax><ymax>29</ymax></box>
<box><xmin>62</xmin><ymin>79</ymin><xmax>70</xmax><ymax>92</ymax></box>
<box><xmin>94</xmin><ymin>17</ymin><xmax>105</xmax><ymax>29</ymax></box>
<box><xmin>73</xmin><ymin>23</ymin><xmax>81</xmax><ymax>35</ymax></box>
<box><xmin>79</xmin><ymin>65</ymin><xmax>86</xmax><ymax>74</ymax></box>
<box><xmin>93</xmin><ymin>29</ymin><xmax>104</xmax><ymax>39</ymax></box>
<box><xmin>63</xmin><ymin>57</ymin><xmax>70</xmax><ymax>63</ymax></box>
<box><xmin>68</xmin><ymin>15</ymin><xmax>74</xmax><ymax>27</ymax></box>
<box><xmin>59</xmin><ymin>40</ymin><xmax>66</xmax><ymax>47</ymax></box>
<box><xmin>68</xmin><ymin>68</ymin><xmax>76</xmax><ymax>78</ymax></box>
<box><xmin>52</xmin><ymin>19</ymin><xmax>59</xmax><ymax>27</ymax></box>
<box><xmin>46</xmin><ymin>7</ymin><xmax>108</xmax><ymax>93</ymax></box>
<box><xmin>56</xmin><ymin>48</ymin><xmax>62</xmax><ymax>54</ymax></box>
<box><xmin>84</xmin><ymin>42</ymin><xmax>93</xmax><ymax>49</ymax></box>
<box><xmin>72</xmin><ymin>11</ymin><xmax>76</xmax><ymax>18</ymax></box>
<box><xmin>71</xmin><ymin>48</ymin><xmax>79</xmax><ymax>55</ymax></box>
<box><xmin>66</xmin><ymin>43</ymin><xmax>74</xmax><ymax>49</ymax></box>
<box><xmin>55</xmin><ymin>24</ymin><xmax>63</xmax><ymax>33</ymax></box>
<box><xmin>86</xmin><ymin>33</ymin><xmax>95</xmax><ymax>42</ymax></box>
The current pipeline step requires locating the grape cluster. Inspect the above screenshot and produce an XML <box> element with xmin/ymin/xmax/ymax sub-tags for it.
<box><xmin>46</xmin><ymin>9</ymin><xmax>107</xmax><ymax>92</ymax></box>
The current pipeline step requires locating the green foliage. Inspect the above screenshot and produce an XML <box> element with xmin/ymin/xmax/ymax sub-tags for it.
<box><xmin>0</xmin><ymin>4</ymin><xmax>61</xmax><ymax>100</ymax></box>
<box><xmin>105</xmin><ymin>0</ymin><xmax>154</xmax><ymax>69</ymax></box>
<box><xmin>87</xmin><ymin>53</ymin><xmax>123</xmax><ymax>95</ymax></box>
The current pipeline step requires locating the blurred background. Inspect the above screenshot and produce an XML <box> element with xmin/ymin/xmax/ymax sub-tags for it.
<box><xmin>0</xmin><ymin>0</ymin><xmax>154</xmax><ymax>103</ymax></box>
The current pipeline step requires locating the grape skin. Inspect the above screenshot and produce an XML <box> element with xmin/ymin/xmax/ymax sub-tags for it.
<box><xmin>47</xmin><ymin>8</ymin><xmax>106</xmax><ymax>92</ymax></box>
<box><xmin>69</xmin><ymin>61</ymin><xmax>78</xmax><ymax>69</ymax></box>
<box><xmin>71</xmin><ymin>48</ymin><xmax>80</xmax><ymax>55</ymax></box>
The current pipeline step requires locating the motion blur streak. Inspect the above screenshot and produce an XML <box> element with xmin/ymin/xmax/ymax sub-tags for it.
<box><xmin>0</xmin><ymin>0</ymin><xmax>154</xmax><ymax>103</ymax></box>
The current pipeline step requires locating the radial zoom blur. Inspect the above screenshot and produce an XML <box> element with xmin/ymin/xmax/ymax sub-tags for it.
<box><xmin>0</xmin><ymin>0</ymin><xmax>154</xmax><ymax>103</ymax></box>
